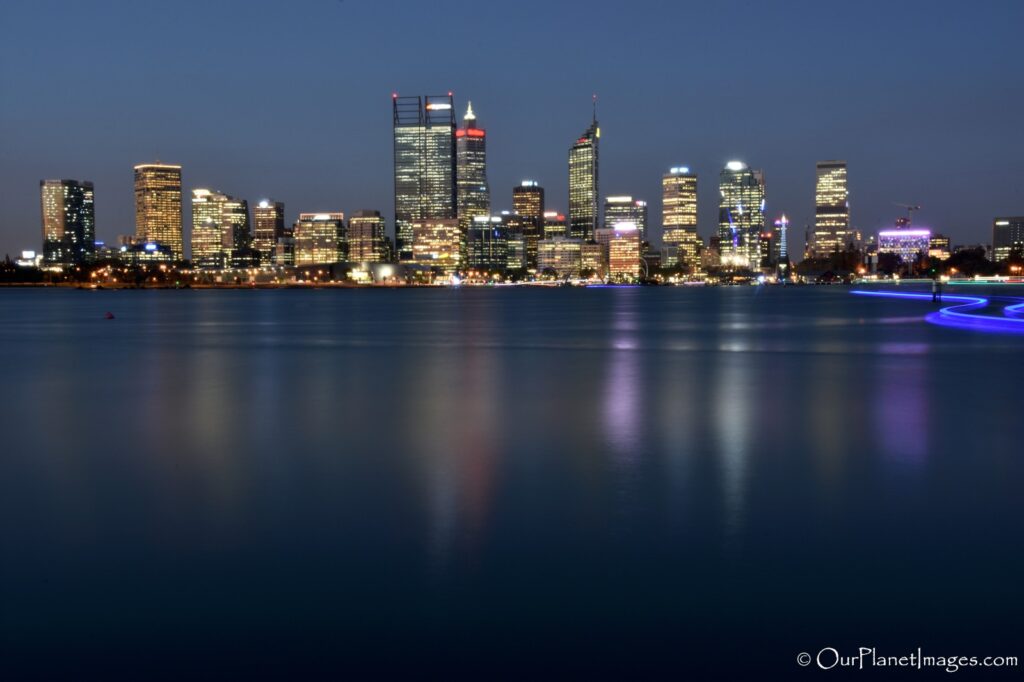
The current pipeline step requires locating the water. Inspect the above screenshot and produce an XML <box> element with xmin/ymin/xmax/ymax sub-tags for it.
<box><xmin>1</xmin><ymin>286</ymin><xmax>1021</xmax><ymax>677</ymax></box>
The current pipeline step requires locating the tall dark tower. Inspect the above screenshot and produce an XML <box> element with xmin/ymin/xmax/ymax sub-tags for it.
<box><xmin>393</xmin><ymin>93</ymin><xmax>457</xmax><ymax>263</ymax></box>
<box><xmin>456</xmin><ymin>101</ymin><xmax>490</xmax><ymax>233</ymax></box>
<box><xmin>569</xmin><ymin>98</ymin><xmax>599</xmax><ymax>241</ymax></box>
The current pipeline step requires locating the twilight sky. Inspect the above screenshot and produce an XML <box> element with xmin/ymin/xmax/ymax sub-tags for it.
<box><xmin>1</xmin><ymin>0</ymin><xmax>1021</xmax><ymax>258</ymax></box>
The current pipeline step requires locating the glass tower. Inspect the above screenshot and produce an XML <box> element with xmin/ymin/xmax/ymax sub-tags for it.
<box><xmin>661</xmin><ymin>167</ymin><xmax>699</xmax><ymax>268</ymax></box>
<box><xmin>456</xmin><ymin>102</ymin><xmax>490</xmax><ymax>234</ymax></box>
<box><xmin>39</xmin><ymin>179</ymin><xmax>95</xmax><ymax>265</ymax></box>
<box><xmin>569</xmin><ymin>113</ymin><xmax>599</xmax><ymax>241</ymax></box>
<box><xmin>813</xmin><ymin>161</ymin><xmax>850</xmax><ymax>256</ymax></box>
<box><xmin>393</xmin><ymin>94</ymin><xmax>457</xmax><ymax>263</ymax></box>
<box><xmin>253</xmin><ymin>200</ymin><xmax>285</xmax><ymax>265</ymax></box>
<box><xmin>513</xmin><ymin>180</ymin><xmax>545</xmax><ymax>269</ymax></box>
<box><xmin>134</xmin><ymin>163</ymin><xmax>183</xmax><ymax>260</ymax></box>
<box><xmin>718</xmin><ymin>161</ymin><xmax>766</xmax><ymax>270</ymax></box>
<box><xmin>993</xmin><ymin>217</ymin><xmax>1024</xmax><ymax>263</ymax></box>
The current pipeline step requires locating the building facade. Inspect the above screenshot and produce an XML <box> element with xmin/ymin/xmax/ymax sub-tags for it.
<box><xmin>412</xmin><ymin>219</ymin><xmax>461</xmax><ymax>274</ymax></box>
<box><xmin>537</xmin><ymin>237</ymin><xmax>582</xmax><ymax>279</ymax></box>
<box><xmin>348</xmin><ymin>210</ymin><xmax>387</xmax><ymax>262</ymax></box>
<box><xmin>568</xmin><ymin>116</ymin><xmax>599</xmax><ymax>241</ymax></box>
<box><xmin>718</xmin><ymin>162</ymin><xmax>765</xmax><ymax>270</ymax></box>
<box><xmin>661</xmin><ymin>167</ymin><xmax>699</xmax><ymax>269</ymax></box>
<box><xmin>253</xmin><ymin>200</ymin><xmax>285</xmax><ymax>265</ymax></box>
<box><xmin>393</xmin><ymin>94</ymin><xmax>457</xmax><ymax>263</ymax></box>
<box><xmin>603</xmin><ymin>196</ymin><xmax>648</xmax><ymax>243</ymax></box>
<box><xmin>456</xmin><ymin>102</ymin><xmax>490</xmax><ymax>238</ymax></box>
<box><xmin>879</xmin><ymin>228</ymin><xmax>931</xmax><ymax>262</ymax></box>
<box><xmin>813</xmin><ymin>161</ymin><xmax>850</xmax><ymax>257</ymax></box>
<box><xmin>466</xmin><ymin>216</ymin><xmax>509</xmax><ymax>272</ymax></box>
<box><xmin>134</xmin><ymin>163</ymin><xmax>183</xmax><ymax>260</ymax></box>
<box><xmin>294</xmin><ymin>212</ymin><xmax>344</xmax><ymax>265</ymax></box>
<box><xmin>39</xmin><ymin>179</ymin><xmax>95</xmax><ymax>265</ymax></box>
<box><xmin>993</xmin><ymin>217</ymin><xmax>1024</xmax><ymax>262</ymax></box>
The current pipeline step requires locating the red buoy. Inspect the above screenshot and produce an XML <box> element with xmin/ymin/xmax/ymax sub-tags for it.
<box><xmin>104</xmin><ymin>311</ymin><xmax>115</xmax><ymax>320</ymax></box>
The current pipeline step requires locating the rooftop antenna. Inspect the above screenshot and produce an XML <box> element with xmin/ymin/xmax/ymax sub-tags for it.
<box><xmin>592</xmin><ymin>93</ymin><xmax>598</xmax><ymax>123</ymax></box>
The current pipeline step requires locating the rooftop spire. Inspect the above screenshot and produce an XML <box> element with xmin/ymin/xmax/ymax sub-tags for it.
<box><xmin>464</xmin><ymin>101</ymin><xmax>476</xmax><ymax>121</ymax></box>
<box><xmin>592</xmin><ymin>93</ymin><xmax>597</xmax><ymax>123</ymax></box>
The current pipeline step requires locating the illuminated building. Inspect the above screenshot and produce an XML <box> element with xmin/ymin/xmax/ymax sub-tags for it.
<box><xmin>348</xmin><ymin>210</ymin><xmax>387</xmax><ymax>262</ymax></box>
<box><xmin>928</xmin><ymin>234</ymin><xmax>951</xmax><ymax>261</ymax></box>
<box><xmin>253</xmin><ymin>200</ymin><xmax>285</xmax><ymax>265</ymax></box>
<box><xmin>120</xmin><ymin>240</ymin><xmax>173</xmax><ymax>265</ymax></box>
<box><xmin>543</xmin><ymin>211</ymin><xmax>567</xmax><ymax>239</ymax></box>
<box><xmin>993</xmin><ymin>218</ymin><xmax>1024</xmax><ymax>262</ymax></box>
<box><xmin>134</xmin><ymin>163</ymin><xmax>183</xmax><ymax>260</ymax></box>
<box><xmin>773</xmin><ymin>214</ymin><xmax>790</xmax><ymax>263</ymax></box>
<box><xmin>606</xmin><ymin>223</ymin><xmax>642</xmax><ymax>280</ymax></box>
<box><xmin>759</xmin><ymin>229</ymin><xmax>774</xmax><ymax>268</ymax></box>
<box><xmin>661</xmin><ymin>167</ymin><xmax>698</xmax><ymax>268</ymax></box>
<box><xmin>603</xmin><ymin>196</ymin><xmax>648</xmax><ymax>244</ymax></box>
<box><xmin>294</xmin><ymin>212</ymin><xmax>344</xmax><ymax>265</ymax></box>
<box><xmin>393</xmin><ymin>94</ymin><xmax>457</xmax><ymax>263</ymax></box>
<box><xmin>568</xmin><ymin>112</ymin><xmax>599</xmax><ymax>240</ymax></box>
<box><xmin>718</xmin><ymin>161</ymin><xmax>765</xmax><ymax>269</ymax></box>
<box><xmin>580</xmin><ymin>241</ymin><xmax>603</xmax><ymax>277</ymax></box>
<box><xmin>813</xmin><ymin>161</ymin><xmax>850</xmax><ymax>256</ymax></box>
<box><xmin>39</xmin><ymin>179</ymin><xmax>95</xmax><ymax>264</ymax></box>
<box><xmin>537</xmin><ymin>237</ymin><xmax>582</xmax><ymax>279</ymax></box>
<box><xmin>220</xmin><ymin>196</ymin><xmax>252</xmax><ymax>268</ymax></box>
<box><xmin>466</xmin><ymin>216</ymin><xmax>508</xmax><ymax>272</ymax></box>
<box><xmin>273</xmin><ymin>236</ymin><xmax>295</xmax><ymax>266</ymax></box>
<box><xmin>412</xmin><ymin>219</ymin><xmax>460</xmax><ymax>274</ymax></box>
<box><xmin>456</xmin><ymin>102</ymin><xmax>490</xmax><ymax>237</ymax></box>
<box><xmin>513</xmin><ymin>181</ymin><xmax>545</xmax><ymax>268</ymax></box>
<box><xmin>879</xmin><ymin>227</ymin><xmax>930</xmax><ymax>262</ymax></box>
<box><xmin>190</xmin><ymin>189</ymin><xmax>251</xmax><ymax>269</ymax></box>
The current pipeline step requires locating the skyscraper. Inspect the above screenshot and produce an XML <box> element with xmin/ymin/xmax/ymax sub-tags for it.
<box><xmin>348</xmin><ymin>210</ymin><xmax>387</xmax><ymax>262</ymax></box>
<box><xmin>134</xmin><ymin>163</ymin><xmax>183</xmax><ymax>260</ymax></box>
<box><xmin>813</xmin><ymin>161</ymin><xmax>850</xmax><ymax>256</ymax></box>
<box><xmin>513</xmin><ymin>181</ymin><xmax>545</xmax><ymax>269</ymax></box>
<box><xmin>568</xmin><ymin>109</ymin><xmax>599</xmax><ymax>241</ymax></box>
<box><xmin>190</xmin><ymin>189</ymin><xmax>250</xmax><ymax>269</ymax></box>
<box><xmin>603</xmin><ymin>196</ymin><xmax>648</xmax><ymax>242</ymax></box>
<box><xmin>294</xmin><ymin>213</ymin><xmax>344</xmax><ymax>266</ymax></box>
<box><xmin>993</xmin><ymin>217</ymin><xmax>1024</xmax><ymax>262</ymax></box>
<box><xmin>466</xmin><ymin>215</ymin><xmax>509</xmax><ymax>273</ymax></box>
<box><xmin>39</xmin><ymin>179</ymin><xmax>95</xmax><ymax>265</ymax></box>
<box><xmin>253</xmin><ymin>200</ymin><xmax>285</xmax><ymax>265</ymax></box>
<box><xmin>661</xmin><ymin>167</ymin><xmax>699</xmax><ymax>268</ymax></box>
<box><xmin>456</xmin><ymin>102</ymin><xmax>490</xmax><ymax>235</ymax></box>
<box><xmin>393</xmin><ymin>93</ymin><xmax>457</xmax><ymax>263</ymax></box>
<box><xmin>718</xmin><ymin>161</ymin><xmax>765</xmax><ymax>270</ymax></box>
<box><xmin>773</xmin><ymin>214</ymin><xmax>790</xmax><ymax>263</ymax></box>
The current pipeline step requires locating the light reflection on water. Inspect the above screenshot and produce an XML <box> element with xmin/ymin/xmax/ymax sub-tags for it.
<box><xmin>1</xmin><ymin>286</ymin><xmax>1022</xmax><ymax>675</ymax></box>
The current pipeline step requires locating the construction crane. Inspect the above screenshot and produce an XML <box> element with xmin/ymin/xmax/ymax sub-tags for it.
<box><xmin>894</xmin><ymin>203</ymin><xmax>922</xmax><ymax>227</ymax></box>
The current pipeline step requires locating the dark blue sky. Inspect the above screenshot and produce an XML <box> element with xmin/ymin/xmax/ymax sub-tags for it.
<box><xmin>1</xmin><ymin>0</ymin><xmax>1021</xmax><ymax>257</ymax></box>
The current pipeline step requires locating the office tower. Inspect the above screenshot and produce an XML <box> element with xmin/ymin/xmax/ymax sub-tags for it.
<box><xmin>348</xmin><ymin>210</ymin><xmax>387</xmax><ymax>262</ymax></box>
<box><xmin>134</xmin><ymin>163</ymin><xmax>183</xmax><ymax>260</ymax></box>
<box><xmin>661</xmin><ymin>167</ymin><xmax>699</xmax><ymax>268</ymax></box>
<box><xmin>294</xmin><ymin>212</ymin><xmax>344</xmax><ymax>265</ymax></box>
<box><xmin>603</xmin><ymin>196</ymin><xmax>648</xmax><ymax>242</ymax></box>
<box><xmin>466</xmin><ymin>216</ymin><xmax>509</xmax><ymax>272</ymax></box>
<box><xmin>393</xmin><ymin>93</ymin><xmax>457</xmax><ymax>263</ymax></box>
<box><xmin>253</xmin><ymin>200</ymin><xmax>285</xmax><ymax>265</ymax></box>
<box><xmin>718</xmin><ymin>161</ymin><xmax>765</xmax><ymax>269</ymax></box>
<box><xmin>607</xmin><ymin>223</ymin><xmax>642</xmax><ymax>280</ymax></box>
<box><xmin>993</xmin><ymin>218</ymin><xmax>1024</xmax><ymax>262</ymax></box>
<box><xmin>512</xmin><ymin>181</ymin><xmax>545</xmax><ymax>268</ymax></box>
<box><xmin>190</xmin><ymin>189</ymin><xmax>250</xmax><ymax>269</ymax></box>
<box><xmin>773</xmin><ymin>215</ymin><xmax>790</xmax><ymax>263</ymax></box>
<box><xmin>813</xmin><ymin>161</ymin><xmax>850</xmax><ymax>256</ymax></box>
<box><xmin>537</xmin><ymin>237</ymin><xmax>582</xmax><ymax>279</ymax></box>
<box><xmin>456</xmin><ymin>102</ymin><xmax>490</xmax><ymax>234</ymax></box>
<box><xmin>221</xmin><ymin>196</ymin><xmax>252</xmax><ymax>267</ymax></box>
<box><xmin>580</xmin><ymin>241</ymin><xmax>603</xmax><ymax>276</ymax></box>
<box><xmin>412</xmin><ymin>219</ymin><xmax>461</xmax><ymax>274</ymax></box>
<box><xmin>568</xmin><ymin>110</ymin><xmax>599</xmax><ymax>241</ymax></box>
<box><xmin>928</xmin><ymin>234</ymin><xmax>951</xmax><ymax>261</ymax></box>
<box><xmin>39</xmin><ymin>179</ymin><xmax>95</xmax><ymax>264</ymax></box>
<box><xmin>543</xmin><ymin>211</ymin><xmax>567</xmax><ymax>239</ymax></box>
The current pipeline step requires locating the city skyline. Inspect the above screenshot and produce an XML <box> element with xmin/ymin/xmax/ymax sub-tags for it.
<box><xmin>2</xmin><ymin>1</ymin><xmax>1022</xmax><ymax>257</ymax></box>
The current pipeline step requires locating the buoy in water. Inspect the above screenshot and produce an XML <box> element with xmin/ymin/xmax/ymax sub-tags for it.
<box><xmin>104</xmin><ymin>311</ymin><xmax>115</xmax><ymax>320</ymax></box>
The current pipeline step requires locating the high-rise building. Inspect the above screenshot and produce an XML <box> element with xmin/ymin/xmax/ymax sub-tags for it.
<box><xmin>190</xmin><ymin>189</ymin><xmax>250</xmax><ymax>269</ymax></box>
<box><xmin>543</xmin><ymin>211</ymin><xmax>567</xmax><ymax>239</ymax></box>
<box><xmin>253</xmin><ymin>200</ymin><xmax>285</xmax><ymax>265</ymax></box>
<box><xmin>456</xmin><ymin>102</ymin><xmax>490</xmax><ymax>236</ymax></box>
<box><xmin>39</xmin><ymin>179</ymin><xmax>95</xmax><ymax>265</ymax></box>
<box><xmin>993</xmin><ymin>218</ymin><xmax>1024</xmax><ymax>262</ymax></box>
<box><xmin>393</xmin><ymin>93</ymin><xmax>457</xmax><ymax>263</ymax></box>
<box><xmin>513</xmin><ymin>181</ymin><xmax>545</xmax><ymax>268</ymax></box>
<box><xmin>661</xmin><ymin>167</ymin><xmax>699</xmax><ymax>268</ymax></box>
<box><xmin>773</xmin><ymin>214</ymin><xmax>790</xmax><ymax>263</ymax></box>
<box><xmin>466</xmin><ymin>216</ymin><xmax>509</xmax><ymax>272</ymax></box>
<box><xmin>294</xmin><ymin>212</ymin><xmax>344</xmax><ymax>265</ymax></box>
<box><xmin>607</xmin><ymin>224</ymin><xmax>642</xmax><ymax>280</ymax></box>
<box><xmin>412</xmin><ymin>219</ymin><xmax>461</xmax><ymax>274</ymax></box>
<box><xmin>221</xmin><ymin>196</ymin><xmax>251</xmax><ymax>267</ymax></box>
<box><xmin>928</xmin><ymin>234</ymin><xmax>951</xmax><ymax>261</ymax></box>
<box><xmin>813</xmin><ymin>161</ymin><xmax>850</xmax><ymax>256</ymax></box>
<box><xmin>718</xmin><ymin>161</ymin><xmax>765</xmax><ymax>270</ymax></box>
<box><xmin>603</xmin><ymin>196</ymin><xmax>648</xmax><ymax>242</ymax></box>
<box><xmin>134</xmin><ymin>163</ymin><xmax>183</xmax><ymax>260</ymax></box>
<box><xmin>568</xmin><ymin>112</ymin><xmax>599</xmax><ymax>241</ymax></box>
<box><xmin>348</xmin><ymin>210</ymin><xmax>387</xmax><ymax>262</ymax></box>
